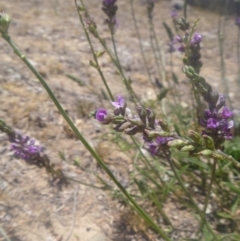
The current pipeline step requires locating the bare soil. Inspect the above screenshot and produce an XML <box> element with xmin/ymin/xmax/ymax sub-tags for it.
<box><xmin>0</xmin><ymin>0</ymin><xmax>239</xmax><ymax>241</ymax></box>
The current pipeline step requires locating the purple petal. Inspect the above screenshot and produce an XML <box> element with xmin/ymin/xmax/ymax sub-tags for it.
<box><xmin>178</xmin><ymin>45</ymin><xmax>185</xmax><ymax>52</ymax></box>
<box><xmin>222</xmin><ymin>106</ymin><xmax>233</xmax><ymax>119</ymax></box>
<box><xmin>227</xmin><ymin>120</ymin><xmax>234</xmax><ymax>129</ymax></box>
<box><xmin>191</xmin><ymin>33</ymin><xmax>202</xmax><ymax>45</ymax></box>
<box><xmin>235</xmin><ymin>17</ymin><xmax>240</xmax><ymax>27</ymax></box>
<box><xmin>111</xmin><ymin>96</ymin><xmax>125</xmax><ymax>108</ymax></box>
<box><xmin>176</xmin><ymin>35</ymin><xmax>182</xmax><ymax>43</ymax></box>
<box><xmin>96</xmin><ymin>108</ymin><xmax>108</xmax><ymax>122</ymax></box>
<box><xmin>207</xmin><ymin>118</ymin><xmax>218</xmax><ymax>129</ymax></box>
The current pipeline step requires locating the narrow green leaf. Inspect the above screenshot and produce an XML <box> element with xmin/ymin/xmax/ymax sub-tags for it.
<box><xmin>65</xmin><ymin>74</ymin><xmax>85</xmax><ymax>86</ymax></box>
<box><xmin>172</xmin><ymin>72</ymin><xmax>179</xmax><ymax>84</ymax></box>
<box><xmin>157</xmin><ymin>88</ymin><xmax>168</xmax><ymax>101</ymax></box>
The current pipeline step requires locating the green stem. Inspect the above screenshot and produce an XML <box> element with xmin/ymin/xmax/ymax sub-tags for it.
<box><xmin>130</xmin><ymin>0</ymin><xmax>156</xmax><ymax>93</ymax></box>
<box><xmin>183</xmin><ymin>0</ymin><xmax>187</xmax><ymax>20</ymax></box>
<box><xmin>1</xmin><ymin>30</ymin><xmax>172</xmax><ymax>240</ymax></box>
<box><xmin>109</xmin><ymin>28</ymin><xmax>142</xmax><ymax>106</ymax></box>
<box><xmin>0</xmin><ymin>226</ymin><xmax>11</xmax><ymax>241</ymax></box>
<box><xmin>217</xmin><ymin>1</ymin><xmax>231</xmax><ymax>108</ymax></box>
<box><xmin>148</xmin><ymin>18</ymin><xmax>165</xmax><ymax>87</ymax></box>
<box><xmin>75</xmin><ymin>0</ymin><xmax>114</xmax><ymax>101</ymax></box>
<box><xmin>198</xmin><ymin>159</ymin><xmax>217</xmax><ymax>234</ymax></box>
<box><xmin>164</xmin><ymin>152</ymin><xmax>219</xmax><ymax>240</ymax></box>
<box><xmin>237</xmin><ymin>27</ymin><xmax>240</xmax><ymax>87</ymax></box>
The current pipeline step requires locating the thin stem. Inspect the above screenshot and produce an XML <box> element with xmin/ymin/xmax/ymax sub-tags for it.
<box><xmin>109</xmin><ymin>28</ymin><xmax>142</xmax><ymax>105</ymax></box>
<box><xmin>164</xmin><ymin>152</ymin><xmax>219</xmax><ymax>240</ymax></box>
<box><xmin>183</xmin><ymin>0</ymin><xmax>187</xmax><ymax>20</ymax></box>
<box><xmin>75</xmin><ymin>0</ymin><xmax>114</xmax><ymax>101</ymax></box>
<box><xmin>150</xmin><ymin>192</ymin><xmax>173</xmax><ymax>227</ymax></box>
<box><xmin>110</xmin><ymin>29</ymin><xmax>122</xmax><ymax>74</ymax></box>
<box><xmin>148</xmin><ymin>17</ymin><xmax>166</xmax><ymax>87</ymax></box>
<box><xmin>217</xmin><ymin>1</ymin><xmax>231</xmax><ymax>108</ymax></box>
<box><xmin>1</xmin><ymin>30</ymin><xmax>172</xmax><ymax>241</ymax></box>
<box><xmin>237</xmin><ymin>27</ymin><xmax>240</xmax><ymax>87</ymax></box>
<box><xmin>0</xmin><ymin>226</ymin><xmax>11</xmax><ymax>241</ymax></box>
<box><xmin>130</xmin><ymin>0</ymin><xmax>156</xmax><ymax>92</ymax></box>
<box><xmin>198</xmin><ymin>159</ymin><xmax>217</xmax><ymax>234</ymax></box>
<box><xmin>152</xmin><ymin>26</ymin><xmax>167</xmax><ymax>86</ymax></box>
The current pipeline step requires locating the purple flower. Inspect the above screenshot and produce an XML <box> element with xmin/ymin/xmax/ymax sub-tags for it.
<box><xmin>10</xmin><ymin>133</ymin><xmax>43</xmax><ymax>161</ymax></box>
<box><xmin>111</xmin><ymin>96</ymin><xmax>126</xmax><ymax>116</ymax></box>
<box><xmin>170</xmin><ymin>10</ymin><xmax>178</xmax><ymax>19</ymax></box>
<box><xmin>148</xmin><ymin>136</ymin><xmax>173</xmax><ymax>156</ymax></box>
<box><xmin>191</xmin><ymin>33</ymin><xmax>202</xmax><ymax>45</ymax></box>
<box><xmin>103</xmin><ymin>0</ymin><xmax>116</xmax><ymax>5</ymax></box>
<box><xmin>168</xmin><ymin>40</ymin><xmax>176</xmax><ymax>52</ymax></box>
<box><xmin>235</xmin><ymin>16</ymin><xmax>240</xmax><ymax>27</ymax></box>
<box><xmin>96</xmin><ymin>108</ymin><xmax>108</xmax><ymax>122</ymax></box>
<box><xmin>200</xmin><ymin>96</ymin><xmax>234</xmax><ymax>141</ymax></box>
<box><xmin>176</xmin><ymin>35</ymin><xmax>182</xmax><ymax>43</ymax></box>
<box><xmin>222</xmin><ymin>106</ymin><xmax>233</xmax><ymax>119</ymax></box>
<box><xmin>178</xmin><ymin>44</ymin><xmax>185</xmax><ymax>52</ymax></box>
<box><xmin>111</xmin><ymin>96</ymin><xmax>125</xmax><ymax>108</ymax></box>
<box><xmin>102</xmin><ymin>0</ymin><xmax>118</xmax><ymax>31</ymax></box>
<box><xmin>207</xmin><ymin>118</ymin><xmax>218</xmax><ymax>129</ymax></box>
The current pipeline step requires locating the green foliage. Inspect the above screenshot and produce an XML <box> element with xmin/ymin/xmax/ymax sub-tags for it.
<box><xmin>1</xmin><ymin>0</ymin><xmax>240</xmax><ymax>240</ymax></box>
<box><xmin>224</xmin><ymin>137</ymin><xmax>240</xmax><ymax>161</ymax></box>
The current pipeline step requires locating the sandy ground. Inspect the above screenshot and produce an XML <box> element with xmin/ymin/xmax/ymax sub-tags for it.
<box><xmin>0</xmin><ymin>0</ymin><xmax>239</xmax><ymax>240</ymax></box>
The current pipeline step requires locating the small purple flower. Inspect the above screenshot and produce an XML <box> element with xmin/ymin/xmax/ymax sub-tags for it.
<box><xmin>148</xmin><ymin>136</ymin><xmax>173</xmax><ymax>156</ymax></box>
<box><xmin>176</xmin><ymin>35</ymin><xmax>182</xmax><ymax>43</ymax></box>
<box><xmin>10</xmin><ymin>133</ymin><xmax>43</xmax><ymax>161</ymax></box>
<box><xmin>222</xmin><ymin>106</ymin><xmax>233</xmax><ymax>119</ymax></box>
<box><xmin>111</xmin><ymin>96</ymin><xmax>126</xmax><ymax>116</ymax></box>
<box><xmin>96</xmin><ymin>108</ymin><xmax>108</xmax><ymax>122</ymax></box>
<box><xmin>200</xmin><ymin>96</ymin><xmax>234</xmax><ymax>141</ymax></box>
<box><xmin>207</xmin><ymin>118</ymin><xmax>218</xmax><ymax>129</ymax></box>
<box><xmin>178</xmin><ymin>44</ymin><xmax>185</xmax><ymax>52</ymax></box>
<box><xmin>111</xmin><ymin>96</ymin><xmax>125</xmax><ymax>108</ymax></box>
<box><xmin>235</xmin><ymin>16</ymin><xmax>240</xmax><ymax>27</ymax></box>
<box><xmin>170</xmin><ymin>10</ymin><xmax>178</xmax><ymax>19</ymax></box>
<box><xmin>168</xmin><ymin>40</ymin><xmax>176</xmax><ymax>52</ymax></box>
<box><xmin>191</xmin><ymin>33</ymin><xmax>202</xmax><ymax>45</ymax></box>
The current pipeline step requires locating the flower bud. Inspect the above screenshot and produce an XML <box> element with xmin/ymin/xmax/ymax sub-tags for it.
<box><xmin>95</xmin><ymin>50</ymin><xmax>106</xmax><ymax>58</ymax></box>
<box><xmin>180</xmin><ymin>145</ymin><xmax>195</xmax><ymax>152</ymax></box>
<box><xmin>114</xmin><ymin>121</ymin><xmax>132</xmax><ymax>132</ymax></box>
<box><xmin>198</xmin><ymin>149</ymin><xmax>212</xmax><ymax>156</ymax></box>
<box><xmin>177</xmin><ymin>17</ymin><xmax>189</xmax><ymax>31</ymax></box>
<box><xmin>146</xmin><ymin>108</ymin><xmax>155</xmax><ymax>128</ymax></box>
<box><xmin>158</xmin><ymin>120</ymin><xmax>170</xmax><ymax>132</ymax></box>
<box><xmin>125</xmin><ymin>126</ymin><xmax>141</xmax><ymax>135</ymax></box>
<box><xmin>0</xmin><ymin>10</ymin><xmax>11</xmax><ymax>34</ymax></box>
<box><xmin>183</xmin><ymin>66</ymin><xmax>195</xmax><ymax>78</ymax></box>
<box><xmin>188</xmin><ymin>130</ymin><xmax>203</xmax><ymax>144</ymax></box>
<box><xmin>202</xmin><ymin>134</ymin><xmax>215</xmax><ymax>150</ymax></box>
<box><xmin>136</xmin><ymin>106</ymin><xmax>146</xmax><ymax>125</ymax></box>
<box><xmin>209</xmin><ymin>91</ymin><xmax>219</xmax><ymax>107</ymax></box>
<box><xmin>145</xmin><ymin>130</ymin><xmax>170</xmax><ymax>138</ymax></box>
<box><xmin>168</xmin><ymin>139</ymin><xmax>188</xmax><ymax>148</ymax></box>
<box><xmin>95</xmin><ymin>108</ymin><xmax>112</xmax><ymax>125</ymax></box>
<box><xmin>127</xmin><ymin>117</ymin><xmax>143</xmax><ymax>127</ymax></box>
<box><xmin>211</xmin><ymin>151</ymin><xmax>225</xmax><ymax>161</ymax></box>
